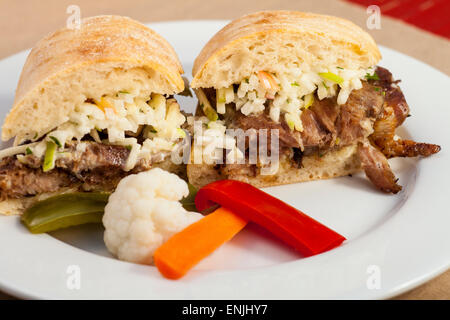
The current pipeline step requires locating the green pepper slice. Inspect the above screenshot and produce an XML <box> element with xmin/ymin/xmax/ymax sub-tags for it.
<box><xmin>21</xmin><ymin>192</ymin><xmax>110</xmax><ymax>234</ymax></box>
<box><xmin>43</xmin><ymin>141</ymin><xmax>57</xmax><ymax>172</ymax></box>
<box><xmin>203</xmin><ymin>104</ymin><xmax>218</xmax><ymax>121</ymax></box>
<box><xmin>22</xmin><ymin>183</ymin><xmax>201</xmax><ymax>234</ymax></box>
<box><xmin>180</xmin><ymin>183</ymin><xmax>198</xmax><ymax>212</ymax></box>
<box><xmin>318</xmin><ymin>72</ymin><xmax>344</xmax><ymax>85</ymax></box>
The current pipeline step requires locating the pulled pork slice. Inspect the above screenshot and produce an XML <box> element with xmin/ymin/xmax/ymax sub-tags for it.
<box><xmin>0</xmin><ymin>157</ymin><xmax>76</xmax><ymax>200</ymax></box>
<box><xmin>369</xmin><ymin>67</ymin><xmax>441</xmax><ymax>159</ymax></box>
<box><xmin>301</xmin><ymin>80</ymin><xmax>384</xmax><ymax>150</ymax></box>
<box><xmin>357</xmin><ymin>142</ymin><xmax>402</xmax><ymax>194</ymax></box>
<box><xmin>19</xmin><ymin>142</ymin><xmax>132</xmax><ymax>172</ymax></box>
<box><xmin>232</xmin><ymin>111</ymin><xmax>302</xmax><ymax>148</ymax></box>
<box><xmin>216</xmin><ymin>66</ymin><xmax>440</xmax><ymax>193</ymax></box>
<box><xmin>65</xmin><ymin>142</ymin><xmax>153</xmax><ymax>190</ymax></box>
<box><xmin>0</xmin><ymin>141</ymin><xmax>152</xmax><ymax>200</ymax></box>
<box><xmin>371</xmin><ymin>104</ymin><xmax>441</xmax><ymax>158</ymax></box>
<box><xmin>231</xmin><ymin>80</ymin><xmax>384</xmax><ymax>153</ymax></box>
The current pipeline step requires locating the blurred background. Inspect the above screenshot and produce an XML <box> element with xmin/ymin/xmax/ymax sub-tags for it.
<box><xmin>0</xmin><ymin>0</ymin><xmax>448</xmax><ymax>300</ymax></box>
<box><xmin>0</xmin><ymin>0</ymin><xmax>449</xmax><ymax>74</ymax></box>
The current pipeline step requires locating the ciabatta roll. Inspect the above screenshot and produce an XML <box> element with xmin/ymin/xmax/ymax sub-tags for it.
<box><xmin>188</xmin><ymin>11</ymin><xmax>440</xmax><ymax>193</ymax></box>
<box><xmin>0</xmin><ymin>15</ymin><xmax>187</xmax><ymax>215</ymax></box>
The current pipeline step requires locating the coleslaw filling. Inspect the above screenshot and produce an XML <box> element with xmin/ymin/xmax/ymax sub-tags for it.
<box><xmin>213</xmin><ymin>65</ymin><xmax>376</xmax><ymax>132</ymax></box>
<box><xmin>4</xmin><ymin>91</ymin><xmax>186</xmax><ymax>171</ymax></box>
<box><xmin>188</xmin><ymin>116</ymin><xmax>244</xmax><ymax>165</ymax></box>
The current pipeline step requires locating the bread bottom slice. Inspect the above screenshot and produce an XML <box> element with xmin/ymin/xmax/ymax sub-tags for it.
<box><xmin>0</xmin><ymin>187</ymin><xmax>80</xmax><ymax>216</ymax></box>
<box><xmin>187</xmin><ymin>143</ymin><xmax>361</xmax><ymax>189</ymax></box>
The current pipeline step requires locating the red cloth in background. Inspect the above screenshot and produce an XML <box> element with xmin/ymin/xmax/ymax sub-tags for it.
<box><xmin>344</xmin><ymin>0</ymin><xmax>450</xmax><ymax>39</ymax></box>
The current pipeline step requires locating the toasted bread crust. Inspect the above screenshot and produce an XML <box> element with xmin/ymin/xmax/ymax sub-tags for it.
<box><xmin>2</xmin><ymin>15</ymin><xmax>184</xmax><ymax>141</ymax></box>
<box><xmin>191</xmin><ymin>10</ymin><xmax>380</xmax><ymax>89</ymax></box>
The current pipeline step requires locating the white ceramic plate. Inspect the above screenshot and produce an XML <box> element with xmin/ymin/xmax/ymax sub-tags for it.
<box><xmin>0</xmin><ymin>20</ymin><xmax>449</xmax><ymax>300</ymax></box>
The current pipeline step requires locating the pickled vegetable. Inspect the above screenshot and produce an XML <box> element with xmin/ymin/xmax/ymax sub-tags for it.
<box><xmin>180</xmin><ymin>183</ymin><xmax>198</xmax><ymax>212</ymax></box>
<box><xmin>21</xmin><ymin>192</ymin><xmax>110</xmax><ymax>234</ymax></box>
<box><xmin>22</xmin><ymin>184</ymin><xmax>201</xmax><ymax>234</ymax></box>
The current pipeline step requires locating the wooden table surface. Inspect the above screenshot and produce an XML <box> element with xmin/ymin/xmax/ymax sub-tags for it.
<box><xmin>0</xmin><ymin>0</ymin><xmax>448</xmax><ymax>300</ymax></box>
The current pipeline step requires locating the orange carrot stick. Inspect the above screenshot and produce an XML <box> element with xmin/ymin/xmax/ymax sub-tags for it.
<box><xmin>154</xmin><ymin>207</ymin><xmax>248</xmax><ymax>280</ymax></box>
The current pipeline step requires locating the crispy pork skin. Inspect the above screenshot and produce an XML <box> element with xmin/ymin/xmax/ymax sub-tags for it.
<box><xmin>357</xmin><ymin>142</ymin><xmax>402</xmax><ymax>194</ymax></box>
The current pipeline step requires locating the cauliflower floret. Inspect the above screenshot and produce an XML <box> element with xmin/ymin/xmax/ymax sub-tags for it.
<box><xmin>103</xmin><ymin>168</ymin><xmax>202</xmax><ymax>264</ymax></box>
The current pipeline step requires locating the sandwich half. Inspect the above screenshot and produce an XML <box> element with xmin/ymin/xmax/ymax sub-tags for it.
<box><xmin>187</xmin><ymin>10</ymin><xmax>440</xmax><ymax>192</ymax></box>
<box><xmin>0</xmin><ymin>15</ymin><xmax>188</xmax><ymax>215</ymax></box>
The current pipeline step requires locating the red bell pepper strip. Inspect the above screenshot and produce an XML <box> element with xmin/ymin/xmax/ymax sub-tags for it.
<box><xmin>195</xmin><ymin>180</ymin><xmax>346</xmax><ymax>257</ymax></box>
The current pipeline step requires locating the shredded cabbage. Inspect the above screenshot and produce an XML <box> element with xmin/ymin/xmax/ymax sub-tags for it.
<box><xmin>11</xmin><ymin>91</ymin><xmax>186</xmax><ymax>171</ymax></box>
<box><xmin>213</xmin><ymin>66</ymin><xmax>375</xmax><ymax>132</ymax></box>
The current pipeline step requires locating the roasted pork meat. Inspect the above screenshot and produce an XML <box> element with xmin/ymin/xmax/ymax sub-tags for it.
<box><xmin>205</xmin><ymin>66</ymin><xmax>440</xmax><ymax>193</ymax></box>
<box><xmin>0</xmin><ymin>141</ymin><xmax>153</xmax><ymax>200</ymax></box>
